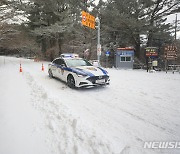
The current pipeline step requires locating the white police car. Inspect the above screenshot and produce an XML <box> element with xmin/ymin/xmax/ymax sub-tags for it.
<box><xmin>48</xmin><ymin>53</ymin><xmax>110</xmax><ymax>88</ymax></box>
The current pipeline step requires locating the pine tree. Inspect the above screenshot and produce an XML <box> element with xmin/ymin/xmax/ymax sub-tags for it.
<box><xmin>97</xmin><ymin>0</ymin><xmax>180</xmax><ymax>59</ymax></box>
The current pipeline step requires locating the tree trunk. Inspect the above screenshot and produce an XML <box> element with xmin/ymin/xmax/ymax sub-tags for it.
<box><xmin>147</xmin><ymin>31</ymin><xmax>153</xmax><ymax>47</ymax></box>
<box><xmin>134</xmin><ymin>34</ymin><xmax>141</xmax><ymax>58</ymax></box>
<box><xmin>57</xmin><ymin>33</ymin><xmax>62</xmax><ymax>56</ymax></box>
<box><xmin>41</xmin><ymin>35</ymin><xmax>47</xmax><ymax>57</ymax></box>
<box><xmin>135</xmin><ymin>42</ymin><xmax>140</xmax><ymax>58</ymax></box>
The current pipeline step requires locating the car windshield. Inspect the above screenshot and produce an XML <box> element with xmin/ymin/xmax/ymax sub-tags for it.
<box><xmin>65</xmin><ymin>59</ymin><xmax>93</xmax><ymax>67</ymax></box>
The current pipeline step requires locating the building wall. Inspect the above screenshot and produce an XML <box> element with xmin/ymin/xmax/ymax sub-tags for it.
<box><xmin>115</xmin><ymin>50</ymin><xmax>134</xmax><ymax>69</ymax></box>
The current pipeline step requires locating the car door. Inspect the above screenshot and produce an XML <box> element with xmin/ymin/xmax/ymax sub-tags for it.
<box><xmin>56</xmin><ymin>59</ymin><xmax>67</xmax><ymax>81</ymax></box>
<box><xmin>51</xmin><ymin>59</ymin><xmax>59</xmax><ymax>77</ymax></box>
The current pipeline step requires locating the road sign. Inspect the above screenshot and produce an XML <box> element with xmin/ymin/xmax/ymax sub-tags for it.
<box><xmin>81</xmin><ymin>11</ymin><xmax>87</xmax><ymax>26</ymax></box>
<box><xmin>164</xmin><ymin>45</ymin><xmax>177</xmax><ymax>60</ymax></box>
<box><xmin>145</xmin><ymin>47</ymin><xmax>158</xmax><ymax>57</ymax></box>
<box><xmin>152</xmin><ymin>60</ymin><xmax>158</xmax><ymax>67</ymax></box>
<box><xmin>105</xmin><ymin>51</ymin><xmax>110</xmax><ymax>56</ymax></box>
<box><xmin>81</xmin><ymin>11</ymin><xmax>95</xmax><ymax>29</ymax></box>
<box><xmin>97</xmin><ymin>44</ymin><xmax>101</xmax><ymax>56</ymax></box>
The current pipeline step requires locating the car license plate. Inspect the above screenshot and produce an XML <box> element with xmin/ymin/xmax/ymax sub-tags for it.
<box><xmin>96</xmin><ymin>79</ymin><xmax>105</xmax><ymax>84</ymax></box>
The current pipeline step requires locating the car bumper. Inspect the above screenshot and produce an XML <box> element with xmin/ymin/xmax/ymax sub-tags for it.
<box><xmin>75</xmin><ymin>75</ymin><xmax>110</xmax><ymax>88</ymax></box>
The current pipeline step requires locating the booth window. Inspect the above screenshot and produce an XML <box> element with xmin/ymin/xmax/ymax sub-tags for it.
<box><xmin>126</xmin><ymin>57</ymin><xmax>131</xmax><ymax>62</ymax></box>
<box><xmin>120</xmin><ymin>56</ymin><xmax>131</xmax><ymax>62</ymax></box>
<box><xmin>120</xmin><ymin>57</ymin><xmax>126</xmax><ymax>61</ymax></box>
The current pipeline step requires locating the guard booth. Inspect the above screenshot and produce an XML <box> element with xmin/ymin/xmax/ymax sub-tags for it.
<box><xmin>115</xmin><ymin>48</ymin><xmax>134</xmax><ymax>69</ymax></box>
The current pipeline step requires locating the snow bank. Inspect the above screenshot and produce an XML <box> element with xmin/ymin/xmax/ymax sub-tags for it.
<box><xmin>0</xmin><ymin>56</ymin><xmax>180</xmax><ymax>154</ymax></box>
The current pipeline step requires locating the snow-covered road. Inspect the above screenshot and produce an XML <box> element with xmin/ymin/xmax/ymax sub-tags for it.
<box><xmin>0</xmin><ymin>56</ymin><xmax>180</xmax><ymax>154</ymax></box>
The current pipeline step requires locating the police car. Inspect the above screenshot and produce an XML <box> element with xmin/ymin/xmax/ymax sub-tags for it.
<box><xmin>48</xmin><ymin>53</ymin><xmax>110</xmax><ymax>88</ymax></box>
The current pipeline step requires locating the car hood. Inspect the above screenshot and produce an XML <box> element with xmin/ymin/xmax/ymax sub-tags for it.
<box><xmin>73</xmin><ymin>66</ymin><xmax>108</xmax><ymax>77</ymax></box>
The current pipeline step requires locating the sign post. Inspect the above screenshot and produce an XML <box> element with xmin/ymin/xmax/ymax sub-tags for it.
<box><xmin>164</xmin><ymin>45</ymin><xmax>178</xmax><ymax>73</ymax></box>
<box><xmin>81</xmin><ymin>11</ymin><xmax>101</xmax><ymax>66</ymax></box>
<box><xmin>105</xmin><ymin>51</ymin><xmax>110</xmax><ymax>68</ymax></box>
<box><xmin>81</xmin><ymin>11</ymin><xmax>95</xmax><ymax>29</ymax></box>
<box><xmin>96</xmin><ymin>17</ymin><xmax>101</xmax><ymax>66</ymax></box>
<box><xmin>145</xmin><ymin>47</ymin><xmax>158</xmax><ymax>72</ymax></box>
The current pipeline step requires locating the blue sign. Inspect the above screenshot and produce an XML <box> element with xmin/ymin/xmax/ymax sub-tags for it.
<box><xmin>117</xmin><ymin>50</ymin><xmax>134</xmax><ymax>56</ymax></box>
<box><xmin>106</xmin><ymin>51</ymin><xmax>110</xmax><ymax>56</ymax></box>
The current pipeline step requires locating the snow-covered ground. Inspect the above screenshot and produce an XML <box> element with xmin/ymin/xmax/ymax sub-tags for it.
<box><xmin>0</xmin><ymin>56</ymin><xmax>180</xmax><ymax>154</ymax></box>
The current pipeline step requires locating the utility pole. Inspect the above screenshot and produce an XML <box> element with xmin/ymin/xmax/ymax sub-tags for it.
<box><xmin>174</xmin><ymin>14</ymin><xmax>180</xmax><ymax>41</ymax></box>
<box><xmin>96</xmin><ymin>17</ymin><xmax>101</xmax><ymax>66</ymax></box>
<box><xmin>81</xmin><ymin>0</ymin><xmax>100</xmax><ymax>65</ymax></box>
<box><xmin>175</xmin><ymin>14</ymin><xmax>177</xmax><ymax>41</ymax></box>
<box><xmin>173</xmin><ymin>14</ymin><xmax>179</xmax><ymax>72</ymax></box>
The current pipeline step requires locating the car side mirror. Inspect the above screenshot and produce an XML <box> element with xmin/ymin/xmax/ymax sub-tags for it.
<box><xmin>61</xmin><ymin>64</ymin><xmax>66</xmax><ymax>67</ymax></box>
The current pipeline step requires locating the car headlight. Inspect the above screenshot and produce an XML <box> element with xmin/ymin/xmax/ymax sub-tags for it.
<box><xmin>77</xmin><ymin>74</ymin><xmax>87</xmax><ymax>77</ymax></box>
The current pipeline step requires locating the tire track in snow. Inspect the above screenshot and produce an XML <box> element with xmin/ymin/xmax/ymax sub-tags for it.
<box><xmin>91</xmin><ymin>87</ymin><xmax>180</xmax><ymax>139</ymax></box>
<box><xmin>64</xmin><ymin>86</ymin><xmax>179</xmax><ymax>153</ymax></box>
<box><xmin>23</xmin><ymin>72</ymin><xmax>116</xmax><ymax>154</ymax></box>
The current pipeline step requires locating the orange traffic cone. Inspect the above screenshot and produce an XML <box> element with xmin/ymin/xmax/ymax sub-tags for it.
<box><xmin>42</xmin><ymin>63</ymin><xmax>44</xmax><ymax>71</ymax></box>
<box><xmin>19</xmin><ymin>63</ymin><xmax>23</xmax><ymax>72</ymax></box>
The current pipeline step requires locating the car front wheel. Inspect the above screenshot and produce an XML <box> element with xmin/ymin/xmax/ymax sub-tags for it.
<box><xmin>48</xmin><ymin>69</ymin><xmax>53</xmax><ymax>78</ymax></box>
<box><xmin>67</xmin><ymin>75</ymin><xmax>75</xmax><ymax>88</ymax></box>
